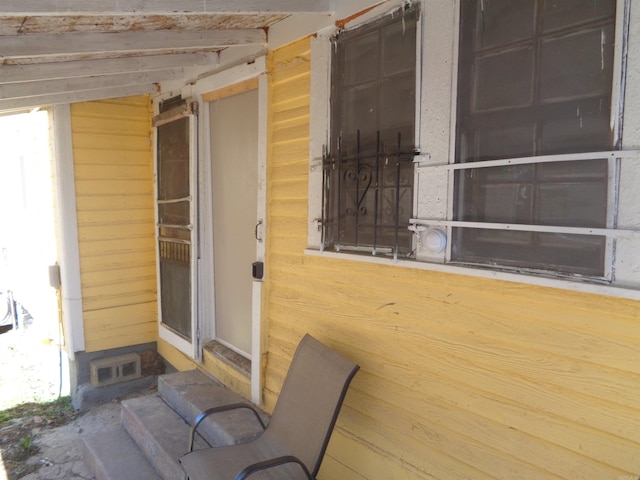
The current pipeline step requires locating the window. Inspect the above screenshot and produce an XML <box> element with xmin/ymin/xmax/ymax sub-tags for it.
<box><xmin>322</xmin><ymin>6</ymin><xmax>418</xmax><ymax>257</ymax></box>
<box><xmin>453</xmin><ymin>0</ymin><xmax>617</xmax><ymax>277</ymax></box>
<box><xmin>308</xmin><ymin>1</ymin><xmax>639</xmax><ymax>294</ymax></box>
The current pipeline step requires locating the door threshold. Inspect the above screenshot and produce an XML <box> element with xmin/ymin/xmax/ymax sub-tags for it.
<box><xmin>203</xmin><ymin>340</ymin><xmax>251</xmax><ymax>378</ymax></box>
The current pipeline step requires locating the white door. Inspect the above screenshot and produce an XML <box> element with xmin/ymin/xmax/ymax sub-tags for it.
<box><xmin>210</xmin><ymin>89</ymin><xmax>260</xmax><ymax>357</ymax></box>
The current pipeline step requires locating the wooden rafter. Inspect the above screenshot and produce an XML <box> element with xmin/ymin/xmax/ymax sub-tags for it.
<box><xmin>0</xmin><ymin>70</ymin><xmax>187</xmax><ymax>100</ymax></box>
<box><xmin>0</xmin><ymin>53</ymin><xmax>220</xmax><ymax>84</ymax></box>
<box><xmin>0</xmin><ymin>0</ymin><xmax>335</xmax><ymax>15</ymax></box>
<box><xmin>0</xmin><ymin>84</ymin><xmax>158</xmax><ymax>111</ymax></box>
<box><xmin>0</xmin><ymin>29</ymin><xmax>265</xmax><ymax>59</ymax></box>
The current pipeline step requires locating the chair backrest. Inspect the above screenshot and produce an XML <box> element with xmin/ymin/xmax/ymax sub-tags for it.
<box><xmin>264</xmin><ymin>334</ymin><xmax>359</xmax><ymax>477</ymax></box>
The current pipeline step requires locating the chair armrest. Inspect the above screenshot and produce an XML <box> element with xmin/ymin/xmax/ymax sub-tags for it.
<box><xmin>235</xmin><ymin>455</ymin><xmax>314</xmax><ymax>480</ymax></box>
<box><xmin>188</xmin><ymin>403</ymin><xmax>267</xmax><ymax>452</ymax></box>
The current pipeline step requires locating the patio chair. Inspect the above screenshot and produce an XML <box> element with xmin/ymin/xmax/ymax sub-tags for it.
<box><xmin>180</xmin><ymin>334</ymin><xmax>359</xmax><ymax>480</ymax></box>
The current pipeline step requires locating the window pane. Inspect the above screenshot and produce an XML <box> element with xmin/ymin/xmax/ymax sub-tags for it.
<box><xmin>536</xmin><ymin>159</ymin><xmax>608</xmax><ymax>229</ymax></box>
<box><xmin>453</xmin><ymin>227</ymin><xmax>606</xmax><ymax>276</ymax></box>
<box><xmin>471</xmin><ymin>122</ymin><xmax>536</xmax><ymax>162</ymax></box>
<box><xmin>454</xmin><ymin>0</ymin><xmax>615</xmax><ymax>277</ymax></box>
<box><xmin>482</xmin><ymin>184</ymin><xmax>532</xmax><ymax>223</ymax></box>
<box><xmin>537</xmin><ymin>158</ymin><xmax>607</xmax><ymax>181</ymax></box>
<box><xmin>159</xmin><ymin>201</ymin><xmax>190</xmax><ymax>226</ymax></box>
<box><xmin>543</xmin><ymin>0</ymin><xmax>616</xmax><ymax>32</ymax></box>
<box><xmin>380</xmin><ymin>74</ymin><xmax>416</xmax><ymax>151</ymax></box>
<box><xmin>536</xmin><ymin>182</ymin><xmax>607</xmax><ymax>227</ymax></box>
<box><xmin>382</xmin><ymin>19</ymin><xmax>417</xmax><ymax>76</ymax></box>
<box><xmin>474</xmin><ymin>47</ymin><xmax>534</xmax><ymax>112</ymax></box>
<box><xmin>159</xmin><ymin>241</ymin><xmax>191</xmax><ymax>339</ymax></box>
<box><xmin>473</xmin><ymin>0</ymin><xmax>536</xmax><ymax>49</ymax></box>
<box><xmin>482</xmin><ymin>164</ymin><xmax>534</xmax><ymax>183</ymax></box>
<box><xmin>540</xmin><ymin>98</ymin><xmax>612</xmax><ymax>154</ymax></box>
<box><xmin>159</xmin><ymin>226</ymin><xmax>190</xmax><ymax>241</ymax></box>
<box><xmin>540</xmin><ymin>26</ymin><xmax>615</xmax><ymax>101</ymax></box>
<box><xmin>327</xmin><ymin>9</ymin><xmax>416</xmax><ymax>255</ymax></box>
<box><xmin>343</xmin><ymin>85</ymin><xmax>378</xmax><ymax>143</ymax></box>
<box><xmin>344</xmin><ymin>31</ymin><xmax>379</xmax><ymax>86</ymax></box>
<box><xmin>157</xmin><ymin>118</ymin><xmax>190</xmax><ymax>201</ymax></box>
<box><xmin>456</xmin><ymin>168</ymin><xmax>533</xmax><ymax>223</ymax></box>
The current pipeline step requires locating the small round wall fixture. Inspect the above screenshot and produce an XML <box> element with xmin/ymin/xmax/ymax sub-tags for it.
<box><xmin>424</xmin><ymin>228</ymin><xmax>447</xmax><ymax>253</ymax></box>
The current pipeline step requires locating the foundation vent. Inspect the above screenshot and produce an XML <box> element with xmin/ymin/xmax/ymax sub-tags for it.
<box><xmin>90</xmin><ymin>353</ymin><xmax>142</xmax><ymax>387</ymax></box>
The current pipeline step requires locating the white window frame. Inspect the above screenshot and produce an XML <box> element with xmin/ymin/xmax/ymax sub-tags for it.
<box><xmin>306</xmin><ymin>0</ymin><xmax>640</xmax><ymax>300</ymax></box>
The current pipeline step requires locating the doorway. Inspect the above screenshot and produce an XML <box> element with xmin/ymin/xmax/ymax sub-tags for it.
<box><xmin>209</xmin><ymin>88</ymin><xmax>260</xmax><ymax>358</ymax></box>
<box><xmin>0</xmin><ymin>109</ymin><xmax>66</xmax><ymax>405</ymax></box>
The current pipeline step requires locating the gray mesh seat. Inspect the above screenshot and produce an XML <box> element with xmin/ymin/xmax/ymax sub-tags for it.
<box><xmin>180</xmin><ymin>334</ymin><xmax>359</xmax><ymax>480</ymax></box>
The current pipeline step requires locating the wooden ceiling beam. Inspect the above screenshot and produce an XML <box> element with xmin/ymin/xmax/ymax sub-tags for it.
<box><xmin>0</xmin><ymin>29</ymin><xmax>265</xmax><ymax>59</ymax></box>
<box><xmin>0</xmin><ymin>84</ymin><xmax>157</xmax><ymax>112</ymax></box>
<box><xmin>0</xmin><ymin>0</ymin><xmax>334</xmax><ymax>15</ymax></box>
<box><xmin>0</xmin><ymin>70</ymin><xmax>189</xmax><ymax>100</ymax></box>
<box><xmin>0</xmin><ymin>53</ymin><xmax>219</xmax><ymax>84</ymax></box>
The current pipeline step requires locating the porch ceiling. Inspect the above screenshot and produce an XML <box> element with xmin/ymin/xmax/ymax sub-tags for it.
<box><xmin>0</xmin><ymin>0</ymin><xmax>335</xmax><ymax>113</ymax></box>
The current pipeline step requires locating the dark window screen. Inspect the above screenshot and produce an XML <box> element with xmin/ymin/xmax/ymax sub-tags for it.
<box><xmin>324</xmin><ymin>7</ymin><xmax>418</xmax><ymax>256</ymax></box>
<box><xmin>453</xmin><ymin>0</ymin><xmax>616</xmax><ymax>276</ymax></box>
<box><xmin>157</xmin><ymin>102</ymin><xmax>192</xmax><ymax>339</ymax></box>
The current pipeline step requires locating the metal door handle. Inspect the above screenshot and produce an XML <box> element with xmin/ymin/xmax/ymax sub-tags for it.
<box><xmin>254</xmin><ymin>220</ymin><xmax>263</xmax><ymax>242</ymax></box>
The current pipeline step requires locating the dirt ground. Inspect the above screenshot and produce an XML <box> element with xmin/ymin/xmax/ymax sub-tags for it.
<box><xmin>0</xmin><ymin>316</ymin><xmax>72</xmax><ymax>479</ymax></box>
<box><xmin>0</xmin><ymin>315</ymin><xmax>64</xmax><ymax>411</ymax></box>
<box><xmin>0</xmin><ymin>317</ymin><xmax>158</xmax><ymax>480</ymax></box>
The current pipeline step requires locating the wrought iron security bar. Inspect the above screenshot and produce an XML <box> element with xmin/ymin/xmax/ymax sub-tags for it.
<box><xmin>322</xmin><ymin>131</ymin><xmax>415</xmax><ymax>258</ymax></box>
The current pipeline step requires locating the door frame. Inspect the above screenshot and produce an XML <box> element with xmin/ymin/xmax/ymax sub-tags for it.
<box><xmin>198</xmin><ymin>61</ymin><xmax>268</xmax><ymax>404</ymax></box>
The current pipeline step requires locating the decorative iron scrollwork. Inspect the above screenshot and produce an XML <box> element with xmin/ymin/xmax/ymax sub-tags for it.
<box><xmin>344</xmin><ymin>165</ymin><xmax>372</xmax><ymax>217</ymax></box>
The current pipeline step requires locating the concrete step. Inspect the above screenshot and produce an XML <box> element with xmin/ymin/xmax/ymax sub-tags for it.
<box><xmin>73</xmin><ymin>375</ymin><xmax>157</xmax><ymax>412</ymax></box>
<box><xmin>83</xmin><ymin>425</ymin><xmax>162</xmax><ymax>480</ymax></box>
<box><xmin>121</xmin><ymin>394</ymin><xmax>208</xmax><ymax>480</ymax></box>
<box><xmin>159</xmin><ymin>370</ymin><xmax>268</xmax><ymax>447</ymax></box>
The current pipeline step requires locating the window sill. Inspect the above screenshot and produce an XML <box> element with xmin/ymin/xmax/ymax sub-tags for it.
<box><xmin>304</xmin><ymin>248</ymin><xmax>640</xmax><ymax>301</ymax></box>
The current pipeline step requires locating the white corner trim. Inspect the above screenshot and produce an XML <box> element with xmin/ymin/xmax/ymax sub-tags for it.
<box><xmin>50</xmin><ymin>105</ymin><xmax>85</xmax><ymax>358</ymax></box>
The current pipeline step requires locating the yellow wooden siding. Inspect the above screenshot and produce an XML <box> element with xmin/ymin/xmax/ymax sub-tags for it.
<box><xmin>158</xmin><ymin>338</ymin><xmax>251</xmax><ymax>398</ymax></box>
<box><xmin>71</xmin><ymin>95</ymin><xmax>158</xmax><ymax>352</ymax></box>
<box><xmin>158</xmin><ymin>338</ymin><xmax>198</xmax><ymax>372</ymax></box>
<box><xmin>265</xmin><ymin>38</ymin><xmax>640</xmax><ymax>480</ymax></box>
<box><xmin>202</xmin><ymin>350</ymin><xmax>252</xmax><ymax>399</ymax></box>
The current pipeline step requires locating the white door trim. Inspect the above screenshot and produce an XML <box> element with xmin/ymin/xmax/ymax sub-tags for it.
<box><xmin>200</xmin><ymin>71</ymin><xmax>266</xmax><ymax>404</ymax></box>
<box><xmin>250</xmin><ymin>72</ymin><xmax>268</xmax><ymax>404</ymax></box>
